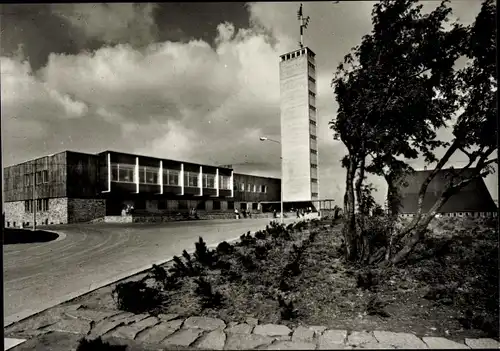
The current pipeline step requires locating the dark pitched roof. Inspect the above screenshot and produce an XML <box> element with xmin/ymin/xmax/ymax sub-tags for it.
<box><xmin>397</xmin><ymin>168</ymin><xmax>497</xmax><ymax>213</ymax></box>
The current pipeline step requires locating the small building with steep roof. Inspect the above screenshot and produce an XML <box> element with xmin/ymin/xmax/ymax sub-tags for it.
<box><xmin>397</xmin><ymin>168</ymin><xmax>498</xmax><ymax>218</ymax></box>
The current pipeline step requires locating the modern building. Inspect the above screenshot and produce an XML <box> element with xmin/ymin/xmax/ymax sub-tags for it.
<box><xmin>3</xmin><ymin>150</ymin><xmax>281</xmax><ymax>227</ymax></box>
<box><xmin>279</xmin><ymin>46</ymin><xmax>319</xmax><ymax>205</ymax></box>
<box><xmin>397</xmin><ymin>168</ymin><xmax>498</xmax><ymax>218</ymax></box>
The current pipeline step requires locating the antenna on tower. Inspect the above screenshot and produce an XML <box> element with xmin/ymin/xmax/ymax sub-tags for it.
<box><xmin>297</xmin><ymin>3</ymin><xmax>310</xmax><ymax>49</ymax></box>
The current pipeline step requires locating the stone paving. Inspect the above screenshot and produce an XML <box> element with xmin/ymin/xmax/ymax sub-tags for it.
<box><xmin>5</xmin><ymin>305</ymin><xmax>500</xmax><ymax>350</ymax></box>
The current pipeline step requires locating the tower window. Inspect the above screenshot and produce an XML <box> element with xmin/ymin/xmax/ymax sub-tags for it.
<box><xmin>308</xmin><ymin>62</ymin><xmax>315</xmax><ymax>70</ymax></box>
<box><xmin>309</xmin><ymin>91</ymin><xmax>316</xmax><ymax>98</ymax></box>
<box><xmin>312</xmin><ymin>192</ymin><xmax>318</xmax><ymax>197</ymax></box>
<box><xmin>310</xmin><ymin>135</ymin><xmax>317</xmax><ymax>140</ymax></box>
<box><xmin>310</xmin><ymin>149</ymin><xmax>318</xmax><ymax>155</ymax></box>
<box><xmin>311</xmin><ymin>164</ymin><xmax>318</xmax><ymax>168</ymax></box>
<box><xmin>308</xmin><ymin>76</ymin><xmax>316</xmax><ymax>84</ymax></box>
<box><xmin>311</xmin><ymin>178</ymin><xmax>318</xmax><ymax>183</ymax></box>
<box><xmin>309</xmin><ymin>105</ymin><xmax>316</xmax><ymax>111</ymax></box>
<box><xmin>309</xmin><ymin>120</ymin><xmax>316</xmax><ymax>126</ymax></box>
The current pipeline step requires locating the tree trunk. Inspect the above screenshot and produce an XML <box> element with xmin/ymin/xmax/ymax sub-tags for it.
<box><xmin>355</xmin><ymin>156</ymin><xmax>366</xmax><ymax>214</ymax></box>
<box><xmin>390</xmin><ymin>179</ymin><xmax>466</xmax><ymax>265</ymax></box>
<box><xmin>343</xmin><ymin>155</ymin><xmax>358</xmax><ymax>262</ymax></box>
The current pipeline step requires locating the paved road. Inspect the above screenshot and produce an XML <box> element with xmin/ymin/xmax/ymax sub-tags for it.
<box><xmin>3</xmin><ymin>218</ymin><xmax>295</xmax><ymax>326</ymax></box>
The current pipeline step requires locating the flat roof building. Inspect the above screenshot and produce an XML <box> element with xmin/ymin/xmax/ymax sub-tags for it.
<box><xmin>3</xmin><ymin>150</ymin><xmax>282</xmax><ymax>227</ymax></box>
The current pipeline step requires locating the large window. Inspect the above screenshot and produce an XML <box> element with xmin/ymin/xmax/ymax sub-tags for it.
<box><xmin>219</xmin><ymin>175</ymin><xmax>231</xmax><ymax>190</ymax></box>
<box><xmin>138</xmin><ymin>166</ymin><xmax>159</xmax><ymax>184</ymax></box>
<box><xmin>185</xmin><ymin>171</ymin><xmax>199</xmax><ymax>187</ymax></box>
<box><xmin>247</xmin><ymin>183</ymin><xmax>252</xmax><ymax>192</ymax></box>
<box><xmin>310</xmin><ymin>149</ymin><xmax>318</xmax><ymax>155</ymax></box>
<box><xmin>253</xmin><ymin>184</ymin><xmax>257</xmax><ymax>192</ymax></box>
<box><xmin>203</xmin><ymin>174</ymin><xmax>216</xmax><ymax>188</ymax></box>
<box><xmin>163</xmin><ymin>169</ymin><xmax>180</xmax><ymax>186</ymax></box>
<box><xmin>261</xmin><ymin>185</ymin><xmax>267</xmax><ymax>193</ymax></box>
<box><xmin>111</xmin><ymin>163</ymin><xmax>135</xmax><ymax>183</ymax></box>
<box><xmin>240</xmin><ymin>183</ymin><xmax>245</xmax><ymax>191</ymax></box>
<box><xmin>25</xmin><ymin>199</ymin><xmax>48</xmax><ymax>212</ymax></box>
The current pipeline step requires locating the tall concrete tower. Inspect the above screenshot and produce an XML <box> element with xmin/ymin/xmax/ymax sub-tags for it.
<box><xmin>279</xmin><ymin>46</ymin><xmax>319</xmax><ymax>203</ymax></box>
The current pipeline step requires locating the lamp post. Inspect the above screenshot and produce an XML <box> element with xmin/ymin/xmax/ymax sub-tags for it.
<box><xmin>259</xmin><ymin>136</ymin><xmax>284</xmax><ymax>224</ymax></box>
<box><xmin>32</xmin><ymin>164</ymin><xmax>37</xmax><ymax>232</ymax></box>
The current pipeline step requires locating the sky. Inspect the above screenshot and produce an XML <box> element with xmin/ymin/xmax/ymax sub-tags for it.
<box><xmin>1</xmin><ymin>1</ymin><xmax>497</xmax><ymax>205</ymax></box>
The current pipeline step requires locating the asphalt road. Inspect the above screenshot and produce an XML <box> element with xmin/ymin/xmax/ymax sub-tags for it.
<box><xmin>3</xmin><ymin>218</ymin><xmax>295</xmax><ymax>326</ymax></box>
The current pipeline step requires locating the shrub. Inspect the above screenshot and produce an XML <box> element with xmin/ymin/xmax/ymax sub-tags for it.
<box><xmin>240</xmin><ymin>254</ymin><xmax>258</xmax><ymax>271</ymax></box>
<box><xmin>356</xmin><ymin>269</ymin><xmax>379</xmax><ymax>291</ymax></box>
<box><xmin>77</xmin><ymin>337</ymin><xmax>126</xmax><ymax>351</ymax></box>
<box><xmin>169</xmin><ymin>251</ymin><xmax>201</xmax><ymax>278</ymax></box>
<box><xmin>278</xmin><ymin>294</ymin><xmax>298</xmax><ymax>320</ymax></box>
<box><xmin>195</xmin><ymin>277</ymin><xmax>224</xmax><ymax>309</ymax></box>
<box><xmin>254</xmin><ymin>244</ymin><xmax>269</xmax><ymax>260</ymax></box>
<box><xmin>279</xmin><ymin>279</ymin><xmax>292</xmax><ymax>292</ymax></box>
<box><xmin>255</xmin><ymin>230</ymin><xmax>267</xmax><ymax>240</ymax></box>
<box><xmin>240</xmin><ymin>231</ymin><xmax>257</xmax><ymax>246</ymax></box>
<box><xmin>216</xmin><ymin>241</ymin><xmax>233</xmax><ymax>255</ymax></box>
<box><xmin>112</xmin><ymin>281</ymin><xmax>163</xmax><ymax>314</ymax></box>
<box><xmin>194</xmin><ymin>237</ymin><xmax>216</xmax><ymax>268</ymax></box>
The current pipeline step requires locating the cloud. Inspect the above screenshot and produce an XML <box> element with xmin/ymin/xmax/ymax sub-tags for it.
<box><xmin>1</xmin><ymin>0</ymin><xmax>495</xmax><ymax>206</ymax></box>
<box><xmin>51</xmin><ymin>3</ymin><xmax>159</xmax><ymax>47</ymax></box>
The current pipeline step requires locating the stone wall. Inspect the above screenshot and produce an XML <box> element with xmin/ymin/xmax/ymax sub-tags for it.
<box><xmin>4</xmin><ymin>198</ymin><xmax>68</xmax><ymax>228</ymax></box>
<box><xmin>68</xmin><ymin>198</ymin><xmax>106</xmax><ymax>223</ymax></box>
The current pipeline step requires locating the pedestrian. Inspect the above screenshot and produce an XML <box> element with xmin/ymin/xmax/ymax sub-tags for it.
<box><xmin>235</xmin><ymin>208</ymin><xmax>240</xmax><ymax>219</ymax></box>
<box><xmin>296</xmin><ymin>209</ymin><xmax>300</xmax><ymax>219</ymax></box>
<box><xmin>243</xmin><ymin>209</ymin><xmax>247</xmax><ymax>218</ymax></box>
<box><xmin>248</xmin><ymin>210</ymin><xmax>252</xmax><ymax>219</ymax></box>
<box><xmin>193</xmin><ymin>208</ymin><xmax>198</xmax><ymax>219</ymax></box>
<box><xmin>273</xmin><ymin>209</ymin><xmax>277</xmax><ymax>218</ymax></box>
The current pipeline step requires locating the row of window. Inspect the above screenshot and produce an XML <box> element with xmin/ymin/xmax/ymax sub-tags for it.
<box><xmin>24</xmin><ymin>199</ymin><xmax>49</xmax><ymax>213</ymax></box>
<box><xmin>311</xmin><ymin>149</ymin><xmax>318</xmax><ymax>155</ymax></box>
<box><xmin>24</xmin><ymin>170</ymin><xmax>49</xmax><ymax>186</ymax></box>
<box><xmin>308</xmin><ymin>90</ymin><xmax>316</xmax><ymax>98</ymax></box>
<box><xmin>238</xmin><ymin>183</ymin><xmax>267</xmax><ymax>193</ymax></box>
<box><xmin>110</xmin><ymin>163</ymin><xmax>231</xmax><ymax>189</ymax></box>
<box><xmin>309</xmin><ymin>105</ymin><xmax>316</xmax><ymax>112</ymax></box>
<box><xmin>282</xmin><ymin>48</ymin><xmax>314</xmax><ymax>61</ymax></box>
<box><xmin>308</xmin><ymin>61</ymin><xmax>315</xmax><ymax>71</ymax></box>
<box><xmin>308</xmin><ymin>76</ymin><xmax>316</xmax><ymax>84</ymax></box>
<box><xmin>311</xmin><ymin>178</ymin><xmax>318</xmax><ymax>183</ymax></box>
<box><xmin>311</xmin><ymin>164</ymin><xmax>318</xmax><ymax>169</ymax></box>
<box><xmin>310</xmin><ymin>135</ymin><xmax>317</xmax><ymax>140</ymax></box>
<box><xmin>310</xmin><ymin>119</ymin><xmax>316</xmax><ymax>126</ymax></box>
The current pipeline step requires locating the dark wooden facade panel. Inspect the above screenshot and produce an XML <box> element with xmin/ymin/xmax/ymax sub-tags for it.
<box><xmin>183</xmin><ymin>164</ymin><xmax>201</xmax><ymax>173</ymax></box>
<box><xmin>111</xmin><ymin>182</ymin><xmax>136</xmax><ymax>193</ymax></box>
<box><xmin>184</xmin><ymin>187</ymin><xmax>200</xmax><ymax>195</ymax></box>
<box><xmin>163</xmin><ymin>185</ymin><xmax>183</xmax><ymax>195</ymax></box>
<box><xmin>66</xmin><ymin>152</ymin><xmax>101</xmax><ymax>198</ymax></box>
<box><xmin>219</xmin><ymin>189</ymin><xmax>232</xmax><ymax>198</ymax></box>
<box><xmin>203</xmin><ymin>188</ymin><xmax>217</xmax><ymax>196</ymax></box>
<box><xmin>139</xmin><ymin>184</ymin><xmax>160</xmax><ymax>194</ymax></box>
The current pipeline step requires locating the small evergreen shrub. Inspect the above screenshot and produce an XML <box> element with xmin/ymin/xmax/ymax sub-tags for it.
<box><xmin>255</xmin><ymin>230</ymin><xmax>267</xmax><ymax>240</ymax></box>
<box><xmin>216</xmin><ymin>241</ymin><xmax>233</xmax><ymax>255</ymax></box>
<box><xmin>240</xmin><ymin>253</ymin><xmax>258</xmax><ymax>271</ymax></box>
<box><xmin>194</xmin><ymin>237</ymin><xmax>216</xmax><ymax>268</ymax></box>
<box><xmin>112</xmin><ymin>281</ymin><xmax>163</xmax><ymax>314</ymax></box>
<box><xmin>77</xmin><ymin>337</ymin><xmax>127</xmax><ymax>351</ymax></box>
<box><xmin>195</xmin><ymin>277</ymin><xmax>224</xmax><ymax>309</ymax></box>
<box><xmin>366</xmin><ymin>295</ymin><xmax>390</xmax><ymax>318</ymax></box>
<box><xmin>278</xmin><ymin>294</ymin><xmax>298</xmax><ymax>320</ymax></box>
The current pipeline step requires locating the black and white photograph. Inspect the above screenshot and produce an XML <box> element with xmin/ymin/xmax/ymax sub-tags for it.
<box><xmin>1</xmin><ymin>1</ymin><xmax>498</xmax><ymax>350</ymax></box>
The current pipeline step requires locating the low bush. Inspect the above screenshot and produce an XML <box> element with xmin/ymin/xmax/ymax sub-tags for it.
<box><xmin>195</xmin><ymin>277</ymin><xmax>224</xmax><ymax>309</ymax></box>
<box><xmin>255</xmin><ymin>230</ymin><xmax>267</xmax><ymax>240</ymax></box>
<box><xmin>112</xmin><ymin>281</ymin><xmax>163</xmax><ymax>314</ymax></box>
<box><xmin>239</xmin><ymin>253</ymin><xmax>258</xmax><ymax>271</ymax></box>
<box><xmin>240</xmin><ymin>231</ymin><xmax>257</xmax><ymax>246</ymax></box>
<box><xmin>356</xmin><ymin>269</ymin><xmax>379</xmax><ymax>291</ymax></box>
<box><xmin>194</xmin><ymin>237</ymin><xmax>216</xmax><ymax>268</ymax></box>
<box><xmin>278</xmin><ymin>294</ymin><xmax>298</xmax><ymax>320</ymax></box>
<box><xmin>77</xmin><ymin>337</ymin><xmax>126</xmax><ymax>351</ymax></box>
<box><xmin>169</xmin><ymin>250</ymin><xmax>201</xmax><ymax>278</ymax></box>
<box><xmin>216</xmin><ymin>241</ymin><xmax>233</xmax><ymax>255</ymax></box>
